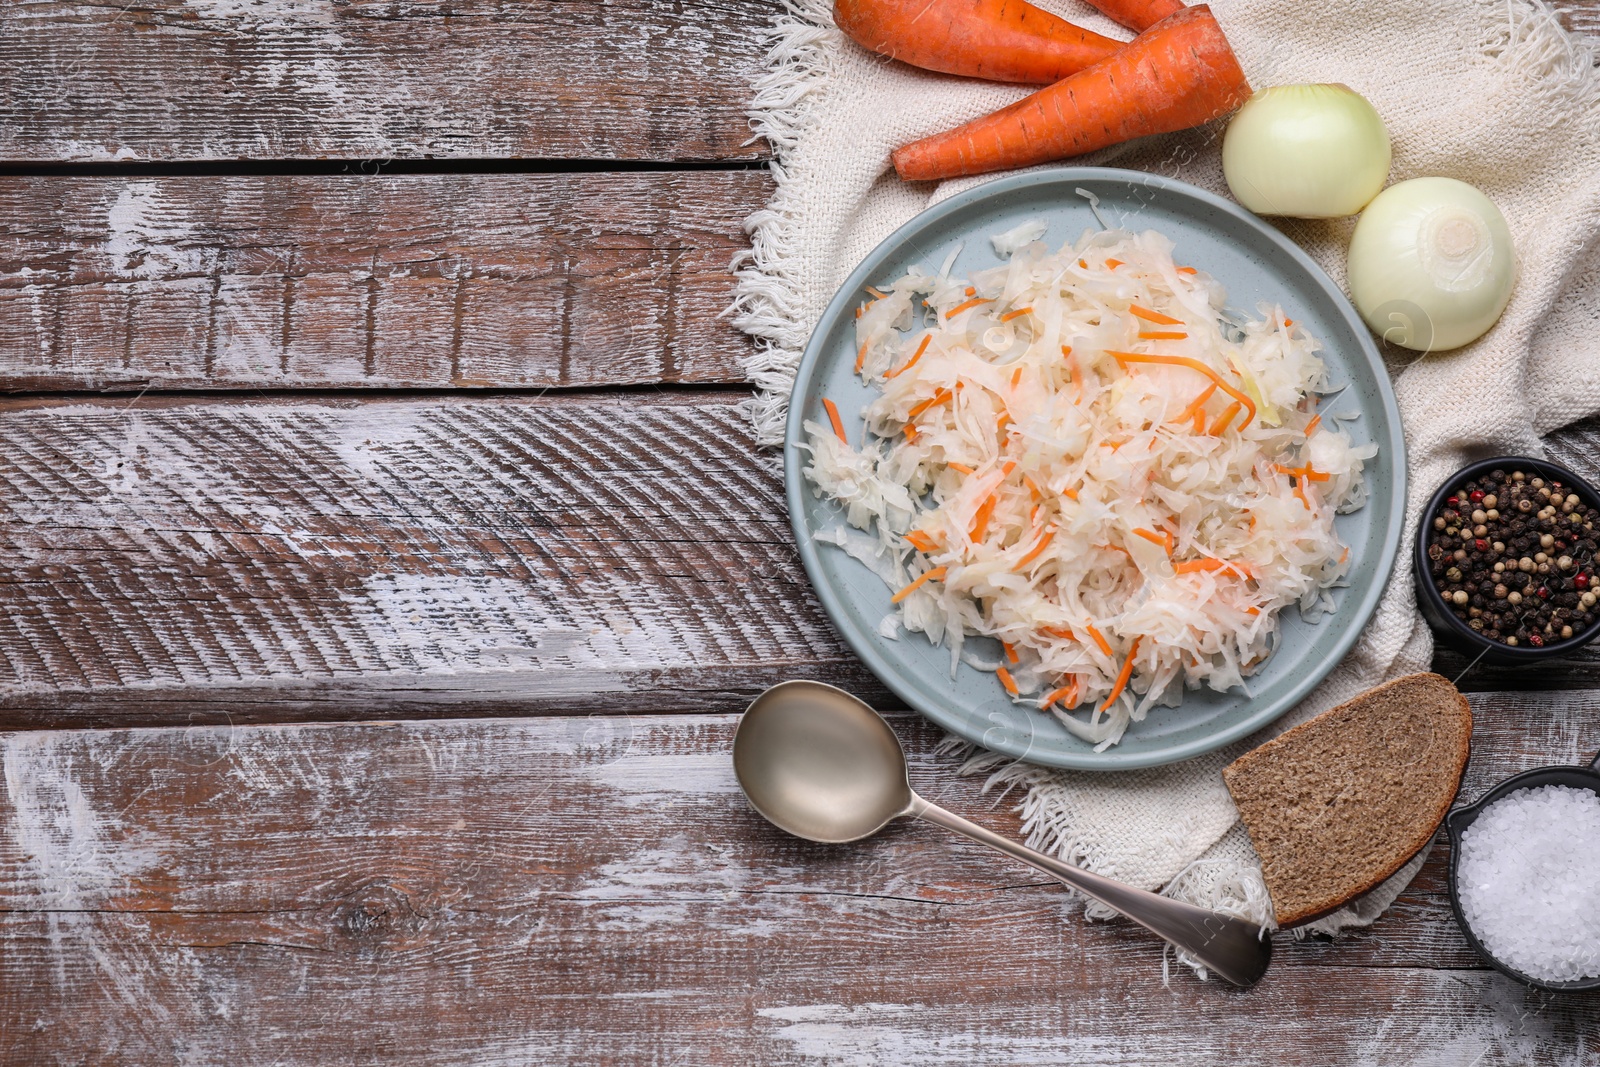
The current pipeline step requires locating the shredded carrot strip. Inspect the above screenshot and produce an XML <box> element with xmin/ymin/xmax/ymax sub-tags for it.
<box><xmin>996</xmin><ymin>666</ymin><xmax>1019</xmax><ymax>696</ymax></box>
<box><xmin>854</xmin><ymin>340</ymin><xmax>868</xmax><ymax>374</ymax></box>
<box><xmin>1100</xmin><ymin>636</ymin><xmax>1142</xmax><ymax>711</ymax></box>
<box><xmin>906</xmin><ymin>388</ymin><xmax>953</xmax><ymax>420</ymax></box>
<box><xmin>1042</xmin><ymin>626</ymin><xmax>1076</xmax><ymax>641</ymax></box>
<box><xmin>886</xmin><ymin>335</ymin><xmax>930</xmax><ymax>379</ymax></box>
<box><xmin>996</xmin><ymin>411</ymin><xmax>1011</xmax><ymax>432</ymax></box>
<box><xmin>1029</xmin><ymin>503</ymin><xmax>1040</xmax><ymax>526</ymax></box>
<box><xmin>904</xmin><ymin>530</ymin><xmax>940</xmax><ymax>552</ymax></box>
<box><xmin>948</xmin><ymin>462</ymin><xmax>975</xmax><ymax>475</ymax></box>
<box><xmin>999</xmin><ymin>307</ymin><xmax>1033</xmax><ymax>322</ymax></box>
<box><xmin>1209</xmin><ymin>400</ymin><xmax>1243</xmax><ymax>436</ymax></box>
<box><xmin>1085</xmin><ymin>624</ymin><xmax>1113</xmax><ymax>657</ymax></box>
<box><xmin>1063</xmin><ymin>487</ymin><xmax>1079</xmax><ymax>501</ymax></box>
<box><xmin>1340</xmin><ymin>546</ymin><xmax>1350</xmax><ymax>563</ymax></box>
<box><xmin>969</xmin><ymin>494</ymin><xmax>997</xmax><ymax>542</ymax></box>
<box><xmin>1133</xmin><ymin>528</ymin><xmax>1173</xmax><ymax>556</ymax></box>
<box><xmin>1002</xmin><ymin>641</ymin><xmax>1019</xmax><ymax>665</ymax></box>
<box><xmin>1039</xmin><ymin>679</ymin><xmax>1079</xmax><ymax>709</ymax></box>
<box><xmin>1077</xmin><ymin>259</ymin><xmax>1088</xmax><ymax>269</ymax></box>
<box><xmin>964</xmin><ymin>286</ymin><xmax>976</xmax><ymax>296</ymax></box>
<box><xmin>1138</xmin><ymin>330</ymin><xmax>1188</xmax><ymax>340</ymax></box>
<box><xmin>1283</xmin><ymin>317</ymin><xmax>1294</xmax><ymax>326</ymax></box>
<box><xmin>945</xmin><ymin>297</ymin><xmax>989</xmax><ymax>319</ymax></box>
<box><xmin>1245</xmin><ymin>606</ymin><xmax>1261</xmax><ymax>616</ymax></box>
<box><xmin>1012</xmin><ymin>528</ymin><xmax>1055</xmax><ymax>571</ymax></box>
<box><xmin>1105</xmin><ymin>258</ymin><xmax>1123</xmax><ymax>270</ymax></box>
<box><xmin>821</xmin><ymin>398</ymin><xmax>848</xmax><ymax>444</ymax></box>
<box><xmin>1001</xmin><ymin>460</ymin><xmax>1017</xmax><ymax>476</ymax></box>
<box><xmin>890</xmin><ymin>566</ymin><xmax>946</xmax><ymax>604</ymax></box>
<box><xmin>1023</xmin><ymin>474</ymin><xmax>1042</xmax><ymax>502</ymax></box>
<box><xmin>1174</xmin><ymin>383</ymin><xmax>1218</xmax><ymax>426</ymax></box>
<box><xmin>903</xmin><ymin>424</ymin><xmax>918</xmax><ymax>442</ymax></box>
<box><xmin>1275</xmin><ymin>463</ymin><xmax>1331</xmax><ymax>483</ymax></box>
<box><xmin>1108</xmin><ymin>352</ymin><xmax>1256</xmax><ymax>430</ymax></box>
<box><xmin>1304</xmin><ymin>413</ymin><xmax>1322</xmax><ymax>436</ymax></box>
<box><xmin>1176</xmin><ymin>266</ymin><xmax>1199</xmax><ymax>275</ymax></box>
<box><xmin>1129</xmin><ymin>304</ymin><xmax>1183</xmax><ymax>326</ymax></box>
<box><xmin>855</xmin><ymin>306</ymin><xmax>862</xmax><ymax>319</ymax></box>
<box><xmin>1294</xmin><ymin>484</ymin><xmax>1311</xmax><ymax>510</ymax></box>
<box><xmin>1175</xmin><ymin>558</ymin><xmax>1252</xmax><ymax>578</ymax></box>
<box><xmin>865</xmin><ymin>286</ymin><xmax>887</xmax><ymax>299</ymax></box>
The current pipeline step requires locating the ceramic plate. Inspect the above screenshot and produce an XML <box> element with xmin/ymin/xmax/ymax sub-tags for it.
<box><xmin>784</xmin><ymin>168</ymin><xmax>1406</xmax><ymax>770</ymax></box>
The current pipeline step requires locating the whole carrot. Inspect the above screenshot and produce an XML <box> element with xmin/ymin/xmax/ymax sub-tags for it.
<box><xmin>892</xmin><ymin>5</ymin><xmax>1249</xmax><ymax>182</ymax></box>
<box><xmin>1079</xmin><ymin>0</ymin><xmax>1186</xmax><ymax>32</ymax></box>
<box><xmin>834</xmin><ymin>0</ymin><xmax>1124</xmax><ymax>85</ymax></box>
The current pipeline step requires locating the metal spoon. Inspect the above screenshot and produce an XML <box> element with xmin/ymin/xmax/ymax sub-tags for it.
<box><xmin>732</xmin><ymin>680</ymin><xmax>1272</xmax><ymax>987</ymax></box>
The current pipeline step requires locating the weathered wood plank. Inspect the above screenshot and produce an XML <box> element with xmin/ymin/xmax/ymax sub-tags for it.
<box><xmin>4</xmin><ymin>396</ymin><xmax>1600</xmax><ymax>728</ymax></box>
<box><xmin>0</xmin><ymin>393</ymin><xmax>892</xmax><ymax>728</ymax></box>
<box><xmin>0</xmin><ymin>173</ymin><xmax>767</xmax><ymax>390</ymax></box>
<box><xmin>2</xmin><ymin>694</ymin><xmax>1598</xmax><ymax>1066</ymax></box>
<box><xmin>0</xmin><ymin>0</ymin><xmax>772</xmax><ymax>162</ymax></box>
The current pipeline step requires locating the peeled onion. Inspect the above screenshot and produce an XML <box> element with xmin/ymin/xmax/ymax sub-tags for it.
<box><xmin>1222</xmin><ymin>84</ymin><xmax>1391</xmax><ymax>218</ymax></box>
<box><xmin>1346</xmin><ymin>177</ymin><xmax>1515</xmax><ymax>352</ymax></box>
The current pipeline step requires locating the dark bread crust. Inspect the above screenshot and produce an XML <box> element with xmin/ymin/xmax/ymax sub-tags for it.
<box><xmin>1222</xmin><ymin>673</ymin><xmax>1472</xmax><ymax>927</ymax></box>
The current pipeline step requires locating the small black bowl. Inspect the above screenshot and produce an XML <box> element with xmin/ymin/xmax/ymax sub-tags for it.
<box><xmin>1414</xmin><ymin>455</ymin><xmax>1600</xmax><ymax>663</ymax></box>
<box><xmin>1445</xmin><ymin>750</ymin><xmax>1600</xmax><ymax>992</ymax></box>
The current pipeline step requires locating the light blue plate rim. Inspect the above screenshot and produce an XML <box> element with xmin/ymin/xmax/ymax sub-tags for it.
<box><xmin>783</xmin><ymin>166</ymin><xmax>1407</xmax><ymax>770</ymax></box>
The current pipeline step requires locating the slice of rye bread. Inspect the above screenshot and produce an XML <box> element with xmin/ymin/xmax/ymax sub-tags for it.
<box><xmin>1222</xmin><ymin>672</ymin><xmax>1472</xmax><ymax>927</ymax></box>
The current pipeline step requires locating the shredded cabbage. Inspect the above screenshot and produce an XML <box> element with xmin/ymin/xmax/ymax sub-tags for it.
<box><xmin>799</xmin><ymin>222</ymin><xmax>1377</xmax><ymax>750</ymax></box>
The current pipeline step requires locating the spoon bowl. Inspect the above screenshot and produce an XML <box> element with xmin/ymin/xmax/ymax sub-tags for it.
<box><xmin>733</xmin><ymin>680</ymin><xmax>1272</xmax><ymax>987</ymax></box>
<box><xmin>733</xmin><ymin>680</ymin><xmax>911</xmax><ymax>842</ymax></box>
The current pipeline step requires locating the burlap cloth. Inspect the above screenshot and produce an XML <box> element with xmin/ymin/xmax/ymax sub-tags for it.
<box><xmin>731</xmin><ymin>0</ymin><xmax>1600</xmax><ymax>935</ymax></box>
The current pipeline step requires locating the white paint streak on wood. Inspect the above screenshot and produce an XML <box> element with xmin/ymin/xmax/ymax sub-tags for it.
<box><xmin>0</xmin><ymin>397</ymin><xmax>853</xmax><ymax>705</ymax></box>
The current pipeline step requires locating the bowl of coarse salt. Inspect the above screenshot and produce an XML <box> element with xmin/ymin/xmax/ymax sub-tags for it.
<box><xmin>1446</xmin><ymin>749</ymin><xmax>1600</xmax><ymax>990</ymax></box>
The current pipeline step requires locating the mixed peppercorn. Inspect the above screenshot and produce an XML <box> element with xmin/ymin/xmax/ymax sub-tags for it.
<box><xmin>1426</xmin><ymin>468</ymin><xmax>1600</xmax><ymax>648</ymax></box>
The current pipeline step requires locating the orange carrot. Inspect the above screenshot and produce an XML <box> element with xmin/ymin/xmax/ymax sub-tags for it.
<box><xmin>907</xmin><ymin>388</ymin><xmax>953</xmax><ymax>420</ymax></box>
<box><xmin>1176</xmin><ymin>266</ymin><xmax>1199</xmax><ymax>275</ymax></box>
<box><xmin>1002</xmin><ymin>640</ymin><xmax>1020</xmax><ymax>665</ymax></box>
<box><xmin>1079</xmin><ymin>0</ymin><xmax>1185</xmax><ymax>32</ymax></box>
<box><xmin>1209</xmin><ymin>400</ymin><xmax>1242</xmax><ymax>435</ymax></box>
<box><xmin>1040</xmin><ymin>678</ymin><xmax>1079</xmax><ymax>709</ymax></box>
<box><xmin>1012</xmin><ymin>527</ymin><xmax>1056</xmax><ymax>571</ymax></box>
<box><xmin>886</xmin><ymin>334</ymin><xmax>931</xmax><ymax>379</ymax></box>
<box><xmin>1128</xmin><ymin>304</ymin><xmax>1183</xmax><ymax>325</ymax></box>
<box><xmin>1175</xmin><ymin>558</ymin><xmax>1251</xmax><ymax>578</ymax></box>
<box><xmin>855</xmin><ymin>340</ymin><xmax>869</xmax><ymax>373</ymax></box>
<box><xmin>1042</xmin><ymin>625</ymin><xmax>1076</xmax><ymax>641</ymax></box>
<box><xmin>833</xmin><ymin>0</ymin><xmax>1123</xmax><ymax>85</ymax></box>
<box><xmin>1085</xmin><ymin>624</ymin><xmax>1113</xmax><ymax>657</ymax></box>
<box><xmin>1133</xmin><ymin>527</ymin><xmax>1173</xmax><ymax>555</ymax></box>
<box><xmin>1303</xmin><ymin>413</ymin><xmax>1322</xmax><ymax>436</ymax></box>
<box><xmin>1174</xmin><ymin>382</ymin><xmax>1217</xmax><ymax>425</ymax></box>
<box><xmin>969</xmin><ymin>494</ymin><xmax>998</xmax><ymax>542</ymax></box>
<box><xmin>1138</xmin><ymin>330</ymin><xmax>1188</xmax><ymax>340</ymax></box>
<box><xmin>945</xmin><ymin>297</ymin><xmax>990</xmax><ymax>318</ymax></box>
<box><xmin>996</xmin><ymin>411</ymin><xmax>1012</xmax><ymax>431</ymax></box>
<box><xmin>996</xmin><ymin>666</ymin><xmax>1020</xmax><ymax>696</ymax></box>
<box><xmin>893</xmin><ymin>6</ymin><xmax>1250</xmax><ymax>182</ymax></box>
<box><xmin>903</xmin><ymin>424</ymin><xmax>919</xmax><ymax>442</ymax></box>
<box><xmin>1100</xmin><ymin>635</ymin><xmax>1143</xmax><ymax>711</ymax></box>
<box><xmin>999</xmin><ymin>306</ymin><xmax>1034</xmax><ymax>322</ymax></box>
<box><xmin>1104</xmin><ymin>258</ymin><xmax>1124</xmax><ymax>270</ymax></box>
<box><xmin>822</xmin><ymin>398</ymin><xmax>849</xmax><ymax>444</ymax></box>
<box><xmin>904</xmin><ymin>530</ymin><xmax>941</xmax><ymax>552</ymax></box>
<box><xmin>1110</xmin><ymin>351</ymin><xmax>1255</xmax><ymax>430</ymax></box>
<box><xmin>948</xmin><ymin>461</ymin><xmax>976</xmax><ymax>474</ymax></box>
<box><xmin>891</xmin><ymin>566</ymin><xmax>947</xmax><ymax>604</ymax></box>
<box><xmin>1001</xmin><ymin>460</ymin><xmax>1017</xmax><ymax>476</ymax></box>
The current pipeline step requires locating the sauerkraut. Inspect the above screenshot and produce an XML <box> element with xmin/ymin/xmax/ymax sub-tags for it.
<box><xmin>800</xmin><ymin>221</ymin><xmax>1376</xmax><ymax>750</ymax></box>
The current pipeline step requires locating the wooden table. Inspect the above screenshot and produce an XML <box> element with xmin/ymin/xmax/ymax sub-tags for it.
<box><xmin>2</xmin><ymin>3</ymin><xmax>1599</xmax><ymax>1063</ymax></box>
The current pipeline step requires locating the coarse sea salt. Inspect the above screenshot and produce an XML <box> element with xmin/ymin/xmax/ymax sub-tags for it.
<box><xmin>1457</xmin><ymin>784</ymin><xmax>1600</xmax><ymax>983</ymax></box>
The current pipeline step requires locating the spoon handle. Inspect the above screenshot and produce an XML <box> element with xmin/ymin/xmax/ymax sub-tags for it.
<box><xmin>908</xmin><ymin>792</ymin><xmax>1271</xmax><ymax>987</ymax></box>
